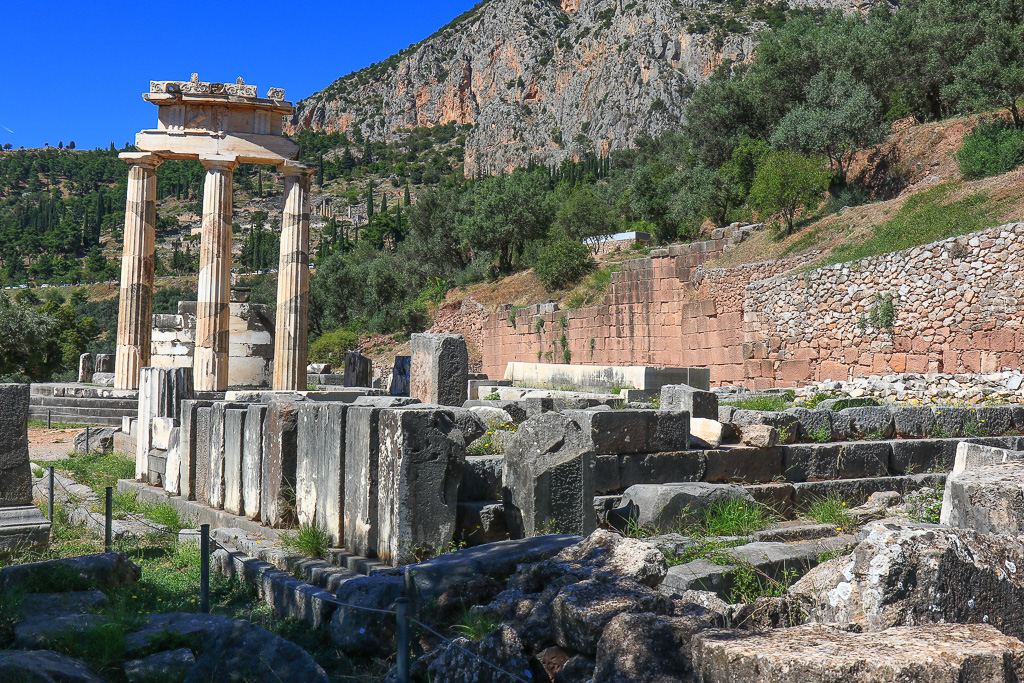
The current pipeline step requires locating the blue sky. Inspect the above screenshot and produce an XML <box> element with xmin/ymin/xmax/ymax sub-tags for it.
<box><xmin>1</xmin><ymin>0</ymin><xmax>479</xmax><ymax>150</ymax></box>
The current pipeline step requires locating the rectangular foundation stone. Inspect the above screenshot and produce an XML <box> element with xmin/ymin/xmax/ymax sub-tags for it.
<box><xmin>297</xmin><ymin>402</ymin><xmax>348</xmax><ymax>546</ymax></box>
<box><xmin>567</xmin><ymin>409</ymin><xmax>689</xmax><ymax>455</ymax></box>
<box><xmin>178</xmin><ymin>400</ymin><xmax>214</xmax><ymax>501</ymax></box>
<box><xmin>661</xmin><ymin>385</ymin><xmax>718</xmax><ymax>420</ymax></box>
<box><xmin>195</xmin><ymin>407</ymin><xmax>213</xmax><ymax>505</ymax></box>
<box><xmin>410</xmin><ymin>333</ymin><xmax>468</xmax><ymax>406</ymax></box>
<box><xmin>223</xmin><ymin>409</ymin><xmax>248</xmax><ymax>516</ymax></box>
<box><xmin>343</xmin><ymin>405</ymin><xmax>386</xmax><ymax>557</ymax></box>
<box><xmin>261</xmin><ymin>400</ymin><xmax>301</xmax><ymax>529</ymax></box>
<box><xmin>377</xmin><ymin>407</ymin><xmax>466</xmax><ymax>565</ymax></box>
<box><xmin>243</xmin><ymin>404</ymin><xmax>268</xmax><ymax>521</ymax></box>
<box><xmin>0</xmin><ymin>384</ymin><xmax>32</xmax><ymax>507</ymax></box>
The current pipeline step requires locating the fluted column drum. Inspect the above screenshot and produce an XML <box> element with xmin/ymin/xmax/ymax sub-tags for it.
<box><xmin>273</xmin><ymin>163</ymin><xmax>314</xmax><ymax>391</ymax></box>
<box><xmin>114</xmin><ymin>153</ymin><xmax>162</xmax><ymax>390</ymax></box>
<box><xmin>194</xmin><ymin>156</ymin><xmax>237</xmax><ymax>392</ymax></box>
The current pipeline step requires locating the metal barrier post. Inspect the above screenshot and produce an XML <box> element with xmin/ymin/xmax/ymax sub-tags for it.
<box><xmin>85</xmin><ymin>426</ymin><xmax>90</xmax><ymax>454</ymax></box>
<box><xmin>47</xmin><ymin>466</ymin><xmax>55</xmax><ymax>521</ymax></box>
<box><xmin>200</xmin><ymin>524</ymin><xmax>210</xmax><ymax>614</ymax></box>
<box><xmin>104</xmin><ymin>487</ymin><xmax>113</xmax><ymax>551</ymax></box>
<box><xmin>46</xmin><ymin>409</ymin><xmax>51</xmax><ymax>429</ymax></box>
<box><xmin>395</xmin><ymin>597</ymin><xmax>410</xmax><ymax>683</ymax></box>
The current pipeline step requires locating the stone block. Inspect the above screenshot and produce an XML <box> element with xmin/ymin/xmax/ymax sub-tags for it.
<box><xmin>195</xmin><ymin>407</ymin><xmax>213</xmax><ymax>506</ymax></box>
<box><xmin>242</xmin><ymin>405</ymin><xmax>267</xmax><ymax>521</ymax></box>
<box><xmin>840</xmin><ymin>407</ymin><xmax>895</xmax><ymax>439</ymax></box>
<box><xmin>704</xmin><ymin>447</ymin><xmax>784</xmax><ymax>484</ymax></box>
<box><xmin>943</xmin><ymin>462</ymin><xmax>1024</xmax><ymax>534</ymax></box>
<box><xmin>784</xmin><ymin>408</ymin><xmax>850</xmax><ymax>441</ymax></box>
<box><xmin>177</xmin><ymin>400</ymin><xmax>213</xmax><ymax>501</ymax></box>
<box><xmin>460</xmin><ymin>455</ymin><xmax>503</xmax><ymax>502</ymax></box>
<box><xmin>502</xmin><ymin>413</ymin><xmax>596</xmax><ymax>538</ymax></box>
<box><xmin>692</xmin><ymin>624</ymin><xmax>1024</xmax><ymax>682</ymax></box>
<box><xmin>730</xmin><ymin>410</ymin><xmax>800</xmax><ymax>443</ymax></box>
<box><xmin>792</xmin><ymin>474</ymin><xmax>945</xmax><ymax>508</ymax></box>
<box><xmin>297</xmin><ymin>402</ymin><xmax>348</xmax><ymax>546</ymax></box>
<box><xmin>222</xmin><ymin>409</ymin><xmax>248</xmax><ymax>516</ymax></box>
<box><xmin>78</xmin><ymin>353</ymin><xmax>94</xmax><ymax>383</ymax></box>
<box><xmin>207</xmin><ymin>403</ymin><xmax>235</xmax><ymax>510</ymax></box>
<box><xmin>377</xmin><ymin>407</ymin><xmax>466</xmax><ymax>564</ymax></box>
<box><xmin>150</xmin><ymin>417</ymin><xmax>176</xmax><ymax>450</ymax></box>
<box><xmin>344</xmin><ymin>352</ymin><xmax>372</xmax><ymax>388</ymax></box>
<box><xmin>0</xmin><ymin>384</ymin><xmax>32</xmax><ymax>508</ymax></box>
<box><xmin>660</xmin><ymin>384</ymin><xmax>718</xmax><ymax>419</ymax></box>
<box><xmin>0</xmin><ymin>505</ymin><xmax>51</xmax><ymax>555</ymax></box>
<box><xmin>261</xmin><ymin>400</ymin><xmax>301</xmax><ymax>529</ymax></box>
<box><xmin>456</xmin><ymin>502</ymin><xmax>509</xmax><ymax>545</ymax></box>
<box><xmin>567</xmin><ymin>409</ymin><xmax>689</xmax><ymax>455</ymax></box>
<box><xmin>618</xmin><ymin>451</ymin><xmax>706</xmax><ymax>489</ymax></box>
<box><xmin>892</xmin><ymin>406</ymin><xmax>935</xmax><ymax>438</ymax></box>
<box><xmin>308</xmin><ymin>363</ymin><xmax>331</xmax><ymax>374</ymax></box>
<box><xmin>410</xmin><ymin>333</ymin><xmax>468</xmax><ymax>406</ymax></box>
<box><xmin>95</xmin><ymin>354</ymin><xmax>114</xmax><ymax>373</ymax></box>
<box><xmin>691</xmin><ymin>418</ymin><xmax>730</xmax><ymax>449</ymax></box>
<box><xmin>783</xmin><ymin>442</ymin><xmax>892</xmax><ymax>482</ymax></box>
<box><xmin>737</xmin><ymin>424</ymin><xmax>778</xmax><ymax>448</ymax></box>
<box><xmin>343</xmin><ymin>405</ymin><xmax>384</xmax><ymax>557</ymax></box>
<box><xmin>390</xmin><ymin>356</ymin><xmax>411</xmax><ymax>396</ymax></box>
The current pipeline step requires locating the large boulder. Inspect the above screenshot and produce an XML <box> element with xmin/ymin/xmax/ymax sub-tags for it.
<box><xmin>551</xmin><ymin>578</ymin><xmax>670</xmax><ymax>655</ymax></box>
<box><xmin>593</xmin><ymin>608</ymin><xmax>726</xmax><ymax>683</ymax></box>
<box><xmin>328</xmin><ymin>573</ymin><xmax>405</xmax><ymax>656</ymax></box>
<box><xmin>426</xmin><ymin>625</ymin><xmax>532</xmax><ymax>683</ymax></box>
<box><xmin>73</xmin><ymin>427</ymin><xmax>118</xmax><ymax>454</ymax></box>
<box><xmin>125</xmin><ymin>648</ymin><xmax>195</xmax><ymax>683</ymax></box>
<box><xmin>614</xmin><ymin>483</ymin><xmax>753</xmax><ymax>531</ymax></box>
<box><xmin>0</xmin><ymin>650</ymin><xmax>106</xmax><ymax>683</ymax></box>
<box><xmin>790</xmin><ymin>521</ymin><xmax>1024</xmax><ymax>639</ymax></box>
<box><xmin>692</xmin><ymin>624</ymin><xmax>1024</xmax><ymax>682</ymax></box>
<box><xmin>1</xmin><ymin>552</ymin><xmax>140</xmax><ymax>594</ymax></box>
<box><xmin>660</xmin><ymin>385</ymin><xmax>718</xmax><ymax>420</ymax></box>
<box><xmin>184</xmin><ymin>618</ymin><xmax>329</xmax><ymax>682</ymax></box>
<box><xmin>503</xmin><ymin>412</ymin><xmax>596</xmax><ymax>537</ymax></box>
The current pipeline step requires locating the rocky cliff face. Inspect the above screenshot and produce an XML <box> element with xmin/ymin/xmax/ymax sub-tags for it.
<box><xmin>291</xmin><ymin>0</ymin><xmax>877</xmax><ymax>174</ymax></box>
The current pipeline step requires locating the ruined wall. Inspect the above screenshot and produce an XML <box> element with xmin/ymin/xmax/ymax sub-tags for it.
<box><xmin>744</xmin><ymin>222</ymin><xmax>1024</xmax><ymax>388</ymax></box>
<box><xmin>481</xmin><ymin>222</ymin><xmax>1024</xmax><ymax>389</ymax></box>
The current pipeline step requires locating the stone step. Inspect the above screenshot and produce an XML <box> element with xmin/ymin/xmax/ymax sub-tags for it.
<box><xmin>28</xmin><ymin>405</ymin><xmax>137</xmax><ymax>419</ymax></box>
<box><xmin>31</xmin><ymin>395</ymin><xmax>139</xmax><ymax>410</ymax></box>
<box><xmin>27</xmin><ymin>410</ymin><xmax>124</xmax><ymax>427</ymax></box>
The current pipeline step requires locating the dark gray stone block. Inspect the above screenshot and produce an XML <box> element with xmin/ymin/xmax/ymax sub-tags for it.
<box><xmin>661</xmin><ymin>385</ymin><xmax>718</xmax><ymax>420</ymax></box>
<box><xmin>377</xmin><ymin>407</ymin><xmax>466</xmax><ymax>565</ymax></box>
<box><xmin>892</xmin><ymin>406</ymin><xmax>936</xmax><ymax>438</ymax></box>
<box><xmin>261</xmin><ymin>400</ymin><xmax>301</xmax><ymax>529</ymax></box>
<box><xmin>567</xmin><ymin>409</ymin><xmax>689</xmax><ymax>455</ymax></box>
<box><xmin>0</xmin><ymin>383</ymin><xmax>31</xmax><ymax>507</ymax></box>
<box><xmin>704</xmin><ymin>447</ymin><xmax>783</xmax><ymax>484</ymax></box>
<box><xmin>456</xmin><ymin>502</ymin><xmax>509</xmax><ymax>545</ymax></box>
<box><xmin>343</xmin><ymin>405</ymin><xmax>384</xmax><ymax>557</ymax></box>
<box><xmin>783</xmin><ymin>442</ymin><xmax>892</xmax><ymax>482</ymax></box>
<box><xmin>503</xmin><ymin>412</ymin><xmax>597</xmax><ymax>538</ymax></box>
<box><xmin>344</xmin><ymin>352</ymin><xmax>372</xmax><ymax>388</ymax></box>
<box><xmin>619</xmin><ymin>451</ymin><xmax>706</xmax><ymax>489</ymax></box>
<box><xmin>460</xmin><ymin>455</ymin><xmax>503</xmax><ymax>501</ymax></box>
<box><xmin>223</xmin><ymin>408</ymin><xmax>247</xmax><ymax>516</ymax></box>
<box><xmin>390</xmin><ymin>355</ymin><xmax>411</xmax><ymax>397</ymax></box>
<box><xmin>409</xmin><ymin>333</ymin><xmax>468</xmax><ymax>406</ymax></box>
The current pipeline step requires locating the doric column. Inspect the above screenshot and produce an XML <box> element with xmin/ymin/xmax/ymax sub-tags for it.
<box><xmin>273</xmin><ymin>162</ymin><xmax>314</xmax><ymax>391</ymax></box>
<box><xmin>194</xmin><ymin>155</ymin><xmax>237</xmax><ymax>392</ymax></box>
<box><xmin>114</xmin><ymin>152</ymin><xmax>162</xmax><ymax>390</ymax></box>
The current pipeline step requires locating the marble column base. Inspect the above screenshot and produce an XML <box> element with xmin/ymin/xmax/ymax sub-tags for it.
<box><xmin>0</xmin><ymin>506</ymin><xmax>51</xmax><ymax>554</ymax></box>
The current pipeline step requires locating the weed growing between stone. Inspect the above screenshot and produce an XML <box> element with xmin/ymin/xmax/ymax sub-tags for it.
<box><xmin>467</xmin><ymin>420</ymin><xmax>517</xmax><ymax>455</ymax></box>
<box><xmin>729</xmin><ymin>564</ymin><xmax>801</xmax><ymax>604</ymax></box>
<box><xmin>697</xmin><ymin>499</ymin><xmax>777</xmax><ymax>538</ymax></box>
<box><xmin>722</xmin><ymin>394</ymin><xmax>793</xmax><ymax>412</ymax></box>
<box><xmin>906</xmin><ymin>486</ymin><xmax>945</xmax><ymax>524</ymax></box>
<box><xmin>662</xmin><ymin>538</ymin><xmax>745</xmax><ymax>567</ymax></box>
<box><xmin>280</xmin><ymin>521</ymin><xmax>332</xmax><ymax>559</ymax></box>
<box><xmin>802</xmin><ymin>494</ymin><xmax>854</xmax><ymax>532</ymax></box>
<box><xmin>451</xmin><ymin>606</ymin><xmax>501</xmax><ymax>641</ymax></box>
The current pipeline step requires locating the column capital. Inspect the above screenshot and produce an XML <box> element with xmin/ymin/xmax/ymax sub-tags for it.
<box><xmin>199</xmin><ymin>154</ymin><xmax>239</xmax><ymax>171</ymax></box>
<box><xmin>280</xmin><ymin>160</ymin><xmax>316</xmax><ymax>177</ymax></box>
<box><xmin>119</xmin><ymin>152</ymin><xmax>163</xmax><ymax>168</ymax></box>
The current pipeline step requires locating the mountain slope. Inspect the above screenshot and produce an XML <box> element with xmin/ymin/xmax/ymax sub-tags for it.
<box><xmin>292</xmin><ymin>0</ymin><xmax>875</xmax><ymax>174</ymax></box>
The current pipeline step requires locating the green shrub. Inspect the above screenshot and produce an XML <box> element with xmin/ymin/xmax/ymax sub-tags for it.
<box><xmin>308</xmin><ymin>327</ymin><xmax>359</xmax><ymax>366</ymax></box>
<box><xmin>723</xmin><ymin>395</ymin><xmax>792</xmax><ymax>412</ymax></box>
<box><xmin>281</xmin><ymin>522</ymin><xmax>332</xmax><ymax>559</ymax></box>
<box><xmin>535</xmin><ymin>239</ymin><xmax>595</xmax><ymax>291</ymax></box>
<box><xmin>957</xmin><ymin>119</ymin><xmax>1024</xmax><ymax>180</ymax></box>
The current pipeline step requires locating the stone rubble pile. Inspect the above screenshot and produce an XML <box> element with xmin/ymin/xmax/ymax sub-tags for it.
<box><xmin>794</xmin><ymin>371</ymin><xmax>1024</xmax><ymax>404</ymax></box>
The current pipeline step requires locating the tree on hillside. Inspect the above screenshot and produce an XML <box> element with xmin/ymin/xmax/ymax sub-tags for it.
<box><xmin>553</xmin><ymin>185</ymin><xmax>619</xmax><ymax>254</ymax></box>
<box><xmin>771</xmin><ymin>71</ymin><xmax>885</xmax><ymax>180</ymax></box>
<box><xmin>460</xmin><ymin>170</ymin><xmax>552</xmax><ymax>272</ymax></box>
<box><xmin>408</xmin><ymin>185</ymin><xmax>469</xmax><ymax>276</ymax></box>
<box><xmin>366</xmin><ymin>179</ymin><xmax>375</xmax><ymax>219</ymax></box>
<box><xmin>749</xmin><ymin>152</ymin><xmax>831</xmax><ymax>235</ymax></box>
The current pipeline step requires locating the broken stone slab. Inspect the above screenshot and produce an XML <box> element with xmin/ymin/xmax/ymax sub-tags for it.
<box><xmin>377</xmin><ymin>407</ymin><xmax>466</xmax><ymax>564</ymax></box>
<box><xmin>242</xmin><ymin>404</ymin><xmax>267</xmax><ymax>521</ymax></box>
<box><xmin>183</xmin><ymin>618</ymin><xmax>329</xmax><ymax>682</ymax></box>
<box><xmin>1</xmin><ymin>552</ymin><xmax>140</xmax><ymax>593</ymax></box>
<box><xmin>73</xmin><ymin>427</ymin><xmax>117</xmax><ymax>455</ymax></box>
<box><xmin>409</xmin><ymin>333</ymin><xmax>468</xmax><ymax>406</ymax></box>
<box><xmin>592</xmin><ymin>608</ymin><xmax>726</xmax><ymax>683</ymax></box>
<box><xmin>457</xmin><ymin>502</ymin><xmax>508</xmax><ymax>545</ymax></box>
<box><xmin>0</xmin><ymin>650</ymin><xmax>106</xmax><ymax>683</ymax></box>
<box><xmin>691</xmin><ymin>624</ymin><xmax>1024</xmax><ymax>682</ymax></box>
<box><xmin>661</xmin><ymin>384</ymin><xmax>718</xmax><ymax>420</ymax></box>
<box><xmin>840</xmin><ymin>406</ymin><xmax>896</xmax><ymax>439</ymax></box>
<box><xmin>942</xmin><ymin>461</ymin><xmax>1024</xmax><ymax>534</ymax></box>
<box><xmin>783</xmin><ymin>441</ymin><xmax>892</xmax><ymax>482</ymax></box>
<box><xmin>790</xmin><ymin>521</ymin><xmax>1024</xmax><ymax>639</ymax></box>
<box><xmin>551</xmin><ymin>578</ymin><xmax>671</xmax><ymax>655</ymax></box>
<box><xmin>260</xmin><ymin>400</ymin><xmax>300</xmax><ymax>528</ymax></box>
<box><xmin>614</xmin><ymin>483</ymin><xmax>753</xmax><ymax>531</ymax></box>
<box><xmin>502</xmin><ymin>412</ymin><xmax>596</xmax><ymax>538</ymax></box>
<box><xmin>222</xmin><ymin>408</ymin><xmax>247</xmax><ymax>516</ymax></box>
<box><xmin>328</xmin><ymin>573</ymin><xmax>405</xmax><ymax>656</ymax></box>
<box><xmin>125</xmin><ymin>648</ymin><xmax>195</xmax><ymax>683</ymax></box>
<box><xmin>466</xmin><ymin>405</ymin><xmax>515</xmax><ymax>428</ymax></box>
<box><xmin>690</xmin><ymin>417</ymin><xmax>730</xmax><ymax>449</ymax></box>
<box><xmin>737</xmin><ymin>423</ymin><xmax>777</xmax><ymax>448</ymax></box>
<box><xmin>426</xmin><ymin>625</ymin><xmax>532</xmax><ymax>683</ymax></box>
<box><xmin>297</xmin><ymin>402</ymin><xmax>348</xmax><ymax>546</ymax></box>
<box><xmin>124</xmin><ymin>612</ymin><xmax>229</xmax><ymax>657</ymax></box>
<box><xmin>450</xmin><ymin>407</ymin><xmax>487</xmax><ymax>444</ymax></box>
<box><xmin>463</xmin><ymin>399</ymin><xmax>528</xmax><ymax>423</ymax></box>
<box><xmin>15</xmin><ymin>613</ymin><xmax>111</xmax><ymax>648</ymax></box>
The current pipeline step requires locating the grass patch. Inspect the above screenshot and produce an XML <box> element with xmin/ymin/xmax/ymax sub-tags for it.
<box><xmin>723</xmin><ymin>394</ymin><xmax>792</xmax><ymax>412</ymax></box>
<box><xmin>563</xmin><ymin>263</ymin><xmax>621</xmax><ymax>309</ymax></box>
<box><xmin>451</xmin><ymin>607</ymin><xmax>500</xmax><ymax>641</ymax></box>
<box><xmin>27</xmin><ymin>419</ymin><xmax>89</xmax><ymax>429</ymax></box>
<box><xmin>801</xmin><ymin>493</ymin><xmax>854</xmax><ymax>531</ymax></box>
<box><xmin>55</xmin><ymin>451</ymin><xmax>135</xmax><ymax>492</ymax></box>
<box><xmin>280</xmin><ymin>522</ymin><xmax>332</xmax><ymax>559</ymax></box>
<box><xmin>729</xmin><ymin>564</ymin><xmax>801</xmax><ymax>604</ymax></box>
<box><xmin>697</xmin><ymin>498</ymin><xmax>777</xmax><ymax>538</ymax></box>
<box><xmin>820</xmin><ymin>183</ymin><xmax>1008</xmax><ymax>266</ymax></box>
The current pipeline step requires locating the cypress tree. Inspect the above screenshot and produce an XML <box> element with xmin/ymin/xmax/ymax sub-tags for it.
<box><xmin>380</xmin><ymin>193</ymin><xmax>387</xmax><ymax>214</ymax></box>
<box><xmin>366</xmin><ymin>179</ymin><xmax>375</xmax><ymax>219</ymax></box>
<box><xmin>317</xmin><ymin>153</ymin><xmax>325</xmax><ymax>187</ymax></box>
<box><xmin>404</xmin><ymin>183</ymin><xmax>411</xmax><ymax>205</ymax></box>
